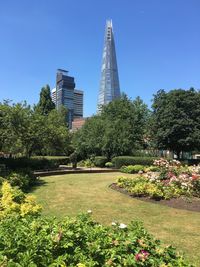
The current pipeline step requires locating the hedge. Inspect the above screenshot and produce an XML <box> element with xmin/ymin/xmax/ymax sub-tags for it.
<box><xmin>112</xmin><ymin>156</ymin><xmax>158</xmax><ymax>169</ymax></box>
<box><xmin>0</xmin><ymin>156</ymin><xmax>70</xmax><ymax>171</ymax></box>
<box><xmin>94</xmin><ymin>156</ymin><xmax>107</xmax><ymax>167</ymax></box>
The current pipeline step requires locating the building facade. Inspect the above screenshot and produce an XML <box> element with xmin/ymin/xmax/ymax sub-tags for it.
<box><xmin>52</xmin><ymin>69</ymin><xmax>83</xmax><ymax>128</ymax></box>
<box><xmin>97</xmin><ymin>20</ymin><xmax>120</xmax><ymax>110</ymax></box>
<box><xmin>74</xmin><ymin>89</ymin><xmax>83</xmax><ymax>118</ymax></box>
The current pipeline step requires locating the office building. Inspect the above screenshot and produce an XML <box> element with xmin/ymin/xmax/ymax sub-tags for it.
<box><xmin>97</xmin><ymin>20</ymin><xmax>120</xmax><ymax>110</ymax></box>
<box><xmin>52</xmin><ymin>69</ymin><xmax>83</xmax><ymax>128</ymax></box>
<box><xmin>51</xmin><ymin>88</ymin><xmax>56</xmax><ymax>104</ymax></box>
<box><xmin>74</xmin><ymin>89</ymin><xmax>83</xmax><ymax>118</ymax></box>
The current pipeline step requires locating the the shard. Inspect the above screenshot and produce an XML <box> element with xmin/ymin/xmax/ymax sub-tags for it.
<box><xmin>97</xmin><ymin>20</ymin><xmax>120</xmax><ymax>110</ymax></box>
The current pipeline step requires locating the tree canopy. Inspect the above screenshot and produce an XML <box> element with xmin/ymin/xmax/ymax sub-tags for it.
<box><xmin>0</xmin><ymin>101</ymin><xmax>71</xmax><ymax>157</ymax></box>
<box><xmin>151</xmin><ymin>88</ymin><xmax>200</xmax><ymax>158</ymax></box>
<box><xmin>35</xmin><ymin>85</ymin><xmax>55</xmax><ymax>115</ymax></box>
<box><xmin>73</xmin><ymin>95</ymin><xmax>150</xmax><ymax>159</ymax></box>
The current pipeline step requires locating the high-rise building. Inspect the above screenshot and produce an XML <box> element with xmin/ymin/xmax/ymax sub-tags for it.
<box><xmin>97</xmin><ymin>20</ymin><xmax>120</xmax><ymax>110</ymax></box>
<box><xmin>53</xmin><ymin>69</ymin><xmax>83</xmax><ymax>128</ymax></box>
<box><xmin>51</xmin><ymin>88</ymin><xmax>56</xmax><ymax>104</ymax></box>
<box><xmin>74</xmin><ymin>89</ymin><xmax>83</xmax><ymax>118</ymax></box>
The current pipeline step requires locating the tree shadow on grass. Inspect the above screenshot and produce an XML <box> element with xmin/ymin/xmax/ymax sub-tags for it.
<box><xmin>28</xmin><ymin>178</ymin><xmax>55</xmax><ymax>193</ymax></box>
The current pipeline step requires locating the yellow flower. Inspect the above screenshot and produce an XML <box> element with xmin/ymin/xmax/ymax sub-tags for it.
<box><xmin>77</xmin><ymin>264</ymin><xmax>86</xmax><ymax>267</ymax></box>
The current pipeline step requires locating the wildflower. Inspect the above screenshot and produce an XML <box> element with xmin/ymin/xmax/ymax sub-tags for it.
<box><xmin>119</xmin><ymin>223</ymin><xmax>127</xmax><ymax>229</ymax></box>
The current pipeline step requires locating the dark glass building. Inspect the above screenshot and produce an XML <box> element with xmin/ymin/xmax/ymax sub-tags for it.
<box><xmin>53</xmin><ymin>69</ymin><xmax>83</xmax><ymax>128</ymax></box>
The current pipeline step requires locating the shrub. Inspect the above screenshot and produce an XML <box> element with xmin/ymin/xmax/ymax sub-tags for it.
<box><xmin>84</xmin><ymin>159</ymin><xmax>95</xmax><ymax>168</ymax></box>
<box><xmin>120</xmin><ymin>165</ymin><xmax>145</xmax><ymax>174</ymax></box>
<box><xmin>7</xmin><ymin>170</ymin><xmax>38</xmax><ymax>191</ymax></box>
<box><xmin>144</xmin><ymin>165</ymin><xmax>160</xmax><ymax>172</ymax></box>
<box><xmin>116</xmin><ymin>157</ymin><xmax>200</xmax><ymax>200</ymax></box>
<box><xmin>112</xmin><ymin>156</ymin><xmax>157</xmax><ymax>169</ymax></box>
<box><xmin>94</xmin><ymin>156</ymin><xmax>107</xmax><ymax>167</ymax></box>
<box><xmin>0</xmin><ymin>156</ymin><xmax>70</xmax><ymax>171</ymax></box>
<box><xmin>0</xmin><ymin>164</ymin><xmax>7</xmax><ymax>177</ymax></box>
<box><xmin>0</xmin><ymin>213</ymin><xmax>192</xmax><ymax>266</ymax></box>
<box><xmin>105</xmin><ymin>162</ymin><xmax>113</xmax><ymax>168</ymax></box>
<box><xmin>0</xmin><ymin>181</ymin><xmax>41</xmax><ymax>219</ymax></box>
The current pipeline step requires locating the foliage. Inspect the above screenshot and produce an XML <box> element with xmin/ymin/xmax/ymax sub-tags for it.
<box><xmin>0</xmin><ymin>157</ymin><xmax>70</xmax><ymax>171</ymax></box>
<box><xmin>0</xmin><ymin>101</ymin><xmax>71</xmax><ymax>157</ymax></box>
<box><xmin>94</xmin><ymin>156</ymin><xmax>107</xmax><ymax>168</ymax></box>
<box><xmin>0</xmin><ymin>211</ymin><xmax>192</xmax><ymax>266</ymax></box>
<box><xmin>83</xmin><ymin>159</ymin><xmax>95</xmax><ymax>168</ymax></box>
<box><xmin>120</xmin><ymin>165</ymin><xmax>145</xmax><ymax>174</ymax></box>
<box><xmin>0</xmin><ymin>181</ymin><xmax>41</xmax><ymax>219</ymax></box>
<box><xmin>34</xmin><ymin>84</ymin><xmax>55</xmax><ymax>115</ymax></box>
<box><xmin>0</xmin><ymin>164</ymin><xmax>7</xmax><ymax>177</ymax></box>
<box><xmin>105</xmin><ymin>162</ymin><xmax>113</xmax><ymax>168</ymax></box>
<box><xmin>151</xmin><ymin>88</ymin><xmax>200</xmax><ymax>158</ymax></box>
<box><xmin>73</xmin><ymin>95</ymin><xmax>150</xmax><ymax>159</ymax></box>
<box><xmin>112</xmin><ymin>156</ymin><xmax>157</xmax><ymax>169</ymax></box>
<box><xmin>117</xmin><ymin>158</ymin><xmax>200</xmax><ymax>199</ymax></box>
<box><xmin>7</xmin><ymin>171</ymin><xmax>37</xmax><ymax>191</ymax></box>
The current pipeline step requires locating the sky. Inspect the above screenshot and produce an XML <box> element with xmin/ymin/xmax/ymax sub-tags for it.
<box><xmin>0</xmin><ymin>0</ymin><xmax>200</xmax><ymax>116</ymax></box>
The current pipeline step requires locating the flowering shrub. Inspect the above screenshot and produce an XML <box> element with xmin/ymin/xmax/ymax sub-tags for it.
<box><xmin>0</xmin><ymin>181</ymin><xmax>42</xmax><ymax>219</ymax></box>
<box><xmin>117</xmin><ymin>158</ymin><xmax>200</xmax><ymax>199</ymax></box>
<box><xmin>0</xmin><ymin>213</ymin><xmax>192</xmax><ymax>266</ymax></box>
<box><xmin>120</xmin><ymin>165</ymin><xmax>159</xmax><ymax>174</ymax></box>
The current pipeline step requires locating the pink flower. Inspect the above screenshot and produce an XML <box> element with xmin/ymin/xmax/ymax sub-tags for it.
<box><xmin>135</xmin><ymin>250</ymin><xmax>149</xmax><ymax>261</ymax></box>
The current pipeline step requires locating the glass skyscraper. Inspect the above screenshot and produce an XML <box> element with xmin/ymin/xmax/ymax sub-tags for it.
<box><xmin>97</xmin><ymin>20</ymin><xmax>120</xmax><ymax>110</ymax></box>
<box><xmin>53</xmin><ymin>69</ymin><xmax>83</xmax><ymax>129</ymax></box>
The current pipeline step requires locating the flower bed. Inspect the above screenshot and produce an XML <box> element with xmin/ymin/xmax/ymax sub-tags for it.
<box><xmin>0</xmin><ymin>181</ymin><xmax>193</xmax><ymax>266</ymax></box>
<box><xmin>117</xmin><ymin>158</ymin><xmax>200</xmax><ymax>200</ymax></box>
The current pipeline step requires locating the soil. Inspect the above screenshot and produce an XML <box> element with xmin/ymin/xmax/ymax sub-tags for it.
<box><xmin>110</xmin><ymin>183</ymin><xmax>200</xmax><ymax>212</ymax></box>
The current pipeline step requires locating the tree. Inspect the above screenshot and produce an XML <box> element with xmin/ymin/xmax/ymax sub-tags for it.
<box><xmin>73</xmin><ymin>95</ymin><xmax>150</xmax><ymax>159</ymax></box>
<box><xmin>35</xmin><ymin>85</ymin><xmax>55</xmax><ymax>115</ymax></box>
<box><xmin>44</xmin><ymin>107</ymin><xmax>72</xmax><ymax>155</ymax></box>
<box><xmin>151</xmin><ymin>88</ymin><xmax>200</xmax><ymax>158</ymax></box>
<box><xmin>73</xmin><ymin>115</ymin><xmax>105</xmax><ymax>158</ymax></box>
<box><xmin>0</xmin><ymin>101</ymin><xmax>71</xmax><ymax>157</ymax></box>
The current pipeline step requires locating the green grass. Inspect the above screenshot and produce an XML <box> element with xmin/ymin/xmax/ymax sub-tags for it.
<box><xmin>32</xmin><ymin>172</ymin><xmax>200</xmax><ymax>265</ymax></box>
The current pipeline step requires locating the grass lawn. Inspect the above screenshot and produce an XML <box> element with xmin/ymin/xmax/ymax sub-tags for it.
<box><xmin>32</xmin><ymin>172</ymin><xmax>200</xmax><ymax>265</ymax></box>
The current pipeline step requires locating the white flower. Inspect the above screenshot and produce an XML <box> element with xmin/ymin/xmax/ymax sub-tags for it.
<box><xmin>87</xmin><ymin>210</ymin><xmax>92</xmax><ymax>214</ymax></box>
<box><xmin>111</xmin><ymin>222</ymin><xmax>117</xmax><ymax>226</ymax></box>
<box><xmin>119</xmin><ymin>223</ymin><xmax>127</xmax><ymax>229</ymax></box>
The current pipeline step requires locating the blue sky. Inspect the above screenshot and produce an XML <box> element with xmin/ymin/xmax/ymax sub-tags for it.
<box><xmin>0</xmin><ymin>0</ymin><xmax>200</xmax><ymax>116</ymax></box>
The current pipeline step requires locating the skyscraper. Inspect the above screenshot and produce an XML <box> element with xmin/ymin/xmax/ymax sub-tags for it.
<box><xmin>53</xmin><ymin>69</ymin><xmax>83</xmax><ymax>128</ymax></box>
<box><xmin>97</xmin><ymin>20</ymin><xmax>120</xmax><ymax>110</ymax></box>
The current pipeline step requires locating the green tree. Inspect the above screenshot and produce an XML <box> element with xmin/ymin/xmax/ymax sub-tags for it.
<box><xmin>35</xmin><ymin>85</ymin><xmax>55</xmax><ymax>115</ymax></box>
<box><xmin>73</xmin><ymin>95</ymin><xmax>149</xmax><ymax>159</ymax></box>
<box><xmin>44</xmin><ymin>107</ymin><xmax>72</xmax><ymax>155</ymax></box>
<box><xmin>151</xmin><ymin>88</ymin><xmax>200</xmax><ymax>158</ymax></box>
<box><xmin>73</xmin><ymin>115</ymin><xmax>105</xmax><ymax>158</ymax></box>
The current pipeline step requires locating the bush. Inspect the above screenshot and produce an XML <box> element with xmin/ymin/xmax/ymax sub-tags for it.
<box><xmin>120</xmin><ymin>165</ymin><xmax>145</xmax><ymax>174</ymax></box>
<box><xmin>0</xmin><ymin>181</ymin><xmax>42</xmax><ymax>219</ymax></box>
<box><xmin>0</xmin><ymin>164</ymin><xmax>7</xmax><ymax>177</ymax></box>
<box><xmin>112</xmin><ymin>156</ymin><xmax>157</xmax><ymax>169</ymax></box>
<box><xmin>105</xmin><ymin>162</ymin><xmax>113</xmax><ymax>168</ymax></box>
<box><xmin>83</xmin><ymin>159</ymin><xmax>95</xmax><ymax>168</ymax></box>
<box><xmin>0</xmin><ymin>156</ymin><xmax>70</xmax><ymax>171</ymax></box>
<box><xmin>94</xmin><ymin>156</ymin><xmax>107</xmax><ymax>167</ymax></box>
<box><xmin>0</xmin><ymin>213</ymin><xmax>192</xmax><ymax>266</ymax></box>
<box><xmin>7</xmin><ymin>170</ymin><xmax>38</xmax><ymax>191</ymax></box>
